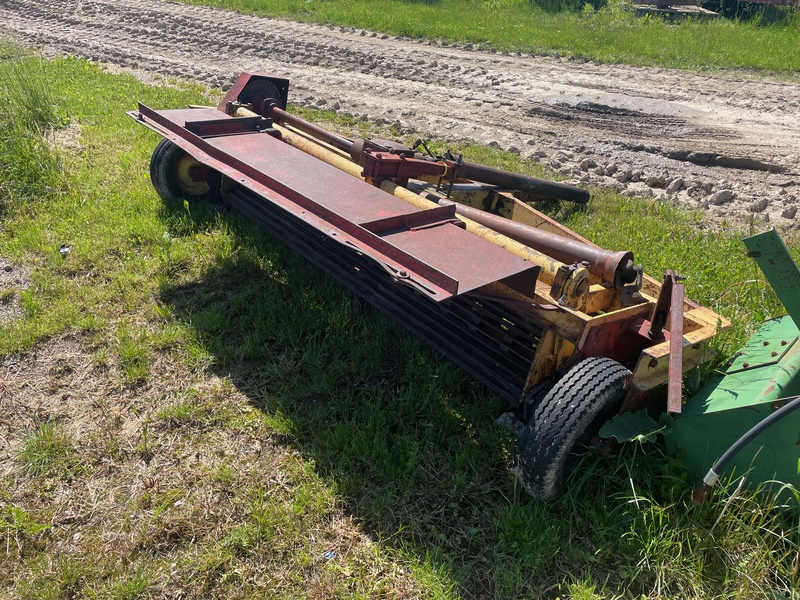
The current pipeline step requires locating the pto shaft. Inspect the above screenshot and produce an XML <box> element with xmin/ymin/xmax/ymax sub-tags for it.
<box><xmin>436</xmin><ymin>200</ymin><xmax>636</xmax><ymax>289</ymax></box>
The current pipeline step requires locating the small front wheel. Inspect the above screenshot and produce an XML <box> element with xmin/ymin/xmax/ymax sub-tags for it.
<box><xmin>149</xmin><ymin>138</ymin><xmax>220</xmax><ymax>205</ymax></box>
<box><xmin>516</xmin><ymin>356</ymin><xmax>631</xmax><ymax>502</ymax></box>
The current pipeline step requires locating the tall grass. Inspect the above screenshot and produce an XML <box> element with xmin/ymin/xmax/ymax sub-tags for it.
<box><xmin>179</xmin><ymin>0</ymin><xmax>800</xmax><ymax>73</ymax></box>
<box><xmin>0</xmin><ymin>55</ymin><xmax>67</xmax><ymax>208</ymax></box>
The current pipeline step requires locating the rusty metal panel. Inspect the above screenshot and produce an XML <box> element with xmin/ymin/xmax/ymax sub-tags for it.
<box><xmin>205</xmin><ymin>131</ymin><xmax>422</xmax><ymax>226</ymax></box>
<box><xmin>133</xmin><ymin>104</ymin><xmax>539</xmax><ymax>301</ymax></box>
<box><xmin>229</xmin><ymin>186</ymin><xmax>544</xmax><ymax>405</ymax></box>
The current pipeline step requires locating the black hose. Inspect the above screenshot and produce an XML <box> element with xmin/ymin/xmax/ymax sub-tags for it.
<box><xmin>692</xmin><ymin>394</ymin><xmax>800</xmax><ymax>504</ymax></box>
<box><xmin>456</xmin><ymin>160</ymin><xmax>591</xmax><ymax>204</ymax></box>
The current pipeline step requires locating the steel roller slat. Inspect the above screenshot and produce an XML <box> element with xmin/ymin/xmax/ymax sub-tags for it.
<box><xmin>229</xmin><ymin>188</ymin><xmax>543</xmax><ymax>404</ymax></box>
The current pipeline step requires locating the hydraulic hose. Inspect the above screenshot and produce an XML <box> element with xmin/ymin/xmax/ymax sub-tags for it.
<box><xmin>692</xmin><ymin>394</ymin><xmax>800</xmax><ymax>505</ymax></box>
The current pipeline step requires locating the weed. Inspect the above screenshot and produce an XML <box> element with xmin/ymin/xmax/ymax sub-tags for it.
<box><xmin>91</xmin><ymin>346</ymin><xmax>109</xmax><ymax>370</ymax></box>
<box><xmin>17</xmin><ymin>554</ymin><xmax>89</xmax><ymax>600</ymax></box>
<box><xmin>116</xmin><ymin>330</ymin><xmax>149</xmax><ymax>384</ymax></box>
<box><xmin>135</xmin><ymin>423</ymin><xmax>152</xmax><ymax>463</ymax></box>
<box><xmin>156</xmin><ymin>393</ymin><xmax>224</xmax><ymax>430</ymax></box>
<box><xmin>157</xmin><ymin>398</ymin><xmax>201</xmax><ymax>428</ymax></box>
<box><xmin>54</xmin><ymin>358</ymin><xmax>73</xmax><ymax>376</ymax></box>
<box><xmin>0</xmin><ymin>505</ymin><xmax>50</xmax><ymax>555</ymax></box>
<box><xmin>101</xmin><ymin>567</ymin><xmax>151</xmax><ymax>600</ymax></box>
<box><xmin>213</xmin><ymin>462</ymin><xmax>235</xmax><ymax>486</ymax></box>
<box><xmin>16</xmin><ymin>420</ymin><xmax>80</xmax><ymax>479</ymax></box>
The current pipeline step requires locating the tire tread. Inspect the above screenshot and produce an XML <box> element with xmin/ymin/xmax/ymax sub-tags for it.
<box><xmin>517</xmin><ymin>356</ymin><xmax>631</xmax><ymax>501</ymax></box>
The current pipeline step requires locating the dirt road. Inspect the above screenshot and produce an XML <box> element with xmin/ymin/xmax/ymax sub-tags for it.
<box><xmin>2</xmin><ymin>0</ymin><xmax>799</xmax><ymax>223</ymax></box>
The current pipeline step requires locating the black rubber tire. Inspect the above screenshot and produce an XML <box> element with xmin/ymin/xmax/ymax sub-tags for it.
<box><xmin>516</xmin><ymin>356</ymin><xmax>631</xmax><ymax>502</ymax></box>
<box><xmin>149</xmin><ymin>138</ymin><xmax>220</xmax><ymax>205</ymax></box>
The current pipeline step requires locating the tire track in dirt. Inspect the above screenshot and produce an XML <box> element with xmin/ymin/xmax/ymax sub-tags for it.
<box><xmin>2</xmin><ymin>0</ymin><xmax>800</xmax><ymax>223</ymax></box>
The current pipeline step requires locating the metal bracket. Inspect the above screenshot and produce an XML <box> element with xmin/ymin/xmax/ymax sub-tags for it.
<box><xmin>618</xmin><ymin>264</ymin><xmax>644</xmax><ymax>306</ymax></box>
<box><xmin>666</xmin><ymin>271</ymin><xmax>686</xmax><ymax>414</ymax></box>
<box><xmin>551</xmin><ymin>262</ymin><xmax>591</xmax><ymax>310</ymax></box>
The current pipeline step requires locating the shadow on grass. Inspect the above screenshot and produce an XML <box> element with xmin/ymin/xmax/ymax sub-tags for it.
<box><xmin>157</xmin><ymin>201</ymin><xmax>535</xmax><ymax>594</ymax></box>
<box><xmin>154</xmin><ymin>200</ymin><xmax>684</xmax><ymax>598</ymax></box>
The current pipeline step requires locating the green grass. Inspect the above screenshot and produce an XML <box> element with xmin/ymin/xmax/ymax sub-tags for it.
<box><xmin>177</xmin><ymin>0</ymin><xmax>800</xmax><ymax>75</ymax></box>
<box><xmin>101</xmin><ymin>568</ymin><xmax>152</xmax><ymax>600</ymax></box>
<box><xmin>0</xmin><ymin>54</ymin><xmax>67</xmax><ymax>211</ymax></box>
<box><xmin>16</xmin><ymin>420</ymin><xmax>81</xmax><ymax>480</ymax></box>
<box><xmin>1</xmin><ymin>49</ymin><xmax>799</xmax><ymax>598</ymax></box>
<box><xmin>116</xmin><ymin>328</ymin><xmax>150</xmax><ymax>384</ymax></box>
<box><xmin>17</xmin><ymin>555</ymin><xmax>91</xmax><ymax>600</ymax></box>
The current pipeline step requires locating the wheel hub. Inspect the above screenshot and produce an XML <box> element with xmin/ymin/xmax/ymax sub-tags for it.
<box><xmin>175</xmin><ymin>154</ymin><xmax>211</xmax><ymax>195</ymax></box>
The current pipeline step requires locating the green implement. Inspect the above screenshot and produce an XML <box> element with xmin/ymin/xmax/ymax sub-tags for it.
<box><xmin>667</xmin><ymin>229</ymin><xmax>800</xmax><ymax>498</ymax></box>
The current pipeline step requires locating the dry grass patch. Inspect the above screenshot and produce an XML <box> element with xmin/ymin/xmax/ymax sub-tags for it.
<box><xmin>0</xmin><ymin>334</ymin><xmax>428</xmax><ymax>599</ymax></box>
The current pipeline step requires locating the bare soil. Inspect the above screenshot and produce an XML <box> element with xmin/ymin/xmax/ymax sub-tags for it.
<box><xmin>2</xmin><ymin>0</ymin><xmax>800</xmax><ymax>223</ymax></box>
<box><xmin>0</xmin><ymin>260</ymin><xmax>29</xmax><ymax>324</ymax></box>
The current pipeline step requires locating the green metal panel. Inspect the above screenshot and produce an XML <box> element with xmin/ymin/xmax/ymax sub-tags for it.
<box><xmin>667</xmin><ymin>404</ymin><xmax>798</xmax><ymax>487</ymax></box>
<box><xmin>666</xmin><ymin>315</ymin><xmax>800</xmax><ymax>488</ymax></box>
<box><xmin>721</xmin><ymin>324</ymin><xmax>797</xmax><ymax>376</ymax></box>
<box><xmin>745</xmin><ymin>228</ymin><xmax>800</xmax><ymax>325</ymax></box>
<box><xmin>681</xmin><ymin>315</ymin><xmax>800</xmax><ymax>416</ymax></box>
